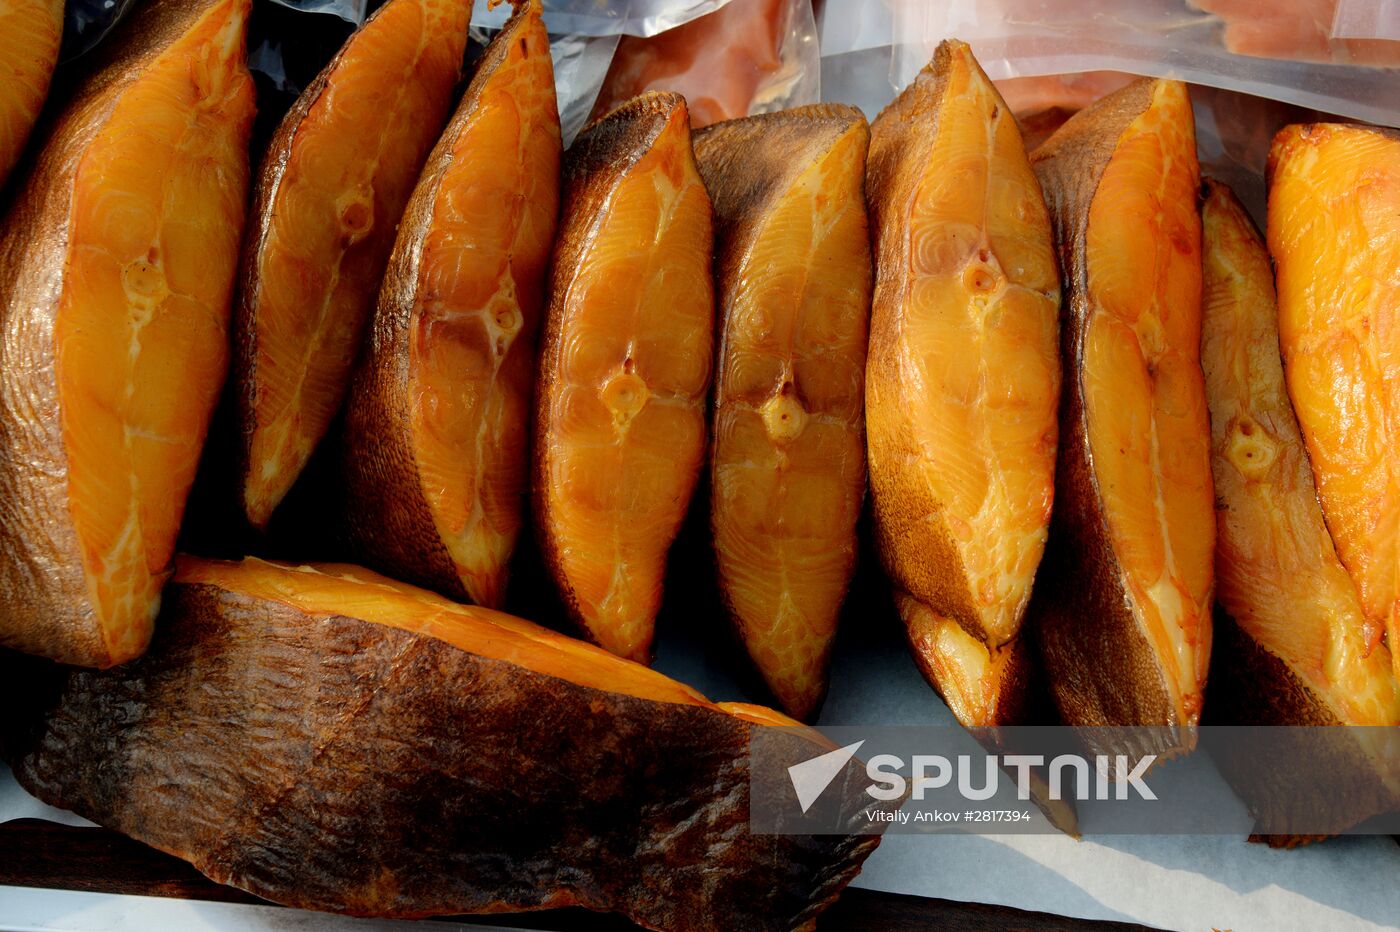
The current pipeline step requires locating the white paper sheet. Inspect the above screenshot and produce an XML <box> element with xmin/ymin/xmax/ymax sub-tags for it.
<box><xmin>650</xmin><ymin>610</ymin><xmax>1400</xmax><ymax>931</ymax></box>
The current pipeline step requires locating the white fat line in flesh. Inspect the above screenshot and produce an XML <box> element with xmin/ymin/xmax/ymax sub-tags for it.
<box><xmin>266</xmin><ymin>9</ymin><xmax>435</xmax><ymax>477</ymax></box>
<box><xmin>89</xmin><ymin>8</ymin><xmax>244</xmax><ymax>643</ymax></box>
<box><xmin>417</xmin><ymin>137</ymin><xmax>535</xmax><ymax>569</ymax></box>
<box><xmin>453</xmin><ymin>107</ymin><xmax>537</xmax><ymax>562</ymax></box>
<box><xmin>450</xmin><ymin>263</ymin><xmax>520</xmax><ymax>561</ymax></box>
<box><xmin>902</xmin><ymin>89</ymin><xmax>1030</xmax><ymax>638</ymax></box>
<box><xmin>970</xmin><ymin>96</ymin><xmax>1023</xmax><ymax>636</ymax></box>
<box><xmin>1142</xmin><ymin>157</ymin><xmax>1198</xmax><ymax>719</ymax></box>
<box><xmin>598</xmin><ymin>165</ymin><xmax>697</xmax><ymax>617</ymax></box>
<box><xmin>209</xmin><ymin>1</ymin><xmax>246</xmax><ymax>72</ymax></box>
<box><xmin>729</xmin><ymin>151</ymin><xmax>857</xmax><ymax>623</ymax></box>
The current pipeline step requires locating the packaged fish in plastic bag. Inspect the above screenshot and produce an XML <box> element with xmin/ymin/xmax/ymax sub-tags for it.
<box><xmin>818</xmin><ymin>0</ymin><xmax>1399</xmax><ymax>126</ymax></box>
<box><xmin>588</xmin><ymin>0</ymin><xmax>821</xmax><ymax>128</ymax></box>
<box><xmin>1192</xmin><ymin>0</ymin><xmax>1400</xmax><ymax>64</ymax></box>
<box><xmin>472</xmin><ymin>0</ymin><xmax>821</xmax><ymax>140</ymax></box>
<box><xmin>815</xmin><ymin>0</ymin><xmax>1393</xmax><ymax>226</ymax></box>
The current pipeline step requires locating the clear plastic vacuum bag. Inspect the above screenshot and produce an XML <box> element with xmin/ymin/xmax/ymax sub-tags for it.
<box><xmin>473</xmin><ymin>0</ymin><xmax>821</xmax><ymax>144</ymax></box>
<box><xmin>544</xmin><ymin>32</ymin><xmax>623</xmax><ymax>144</ymax></box>
<box><xmin>61</xmin><ymin>0</ymin><xmax>140</xmax><ymax>60</ymax></box>
<box><xmin>1333</xmin><ymin>0</ymin><xmax>1400</xmax><ymax>41</ymax></box>
<box><xmin>588</xmin><ymin>0</ymin><xmax>820</xmax><ymax>128</ymax></box>
<box><xmin>470</xmin><ymin>0</ymin><xmax>738</xmax><ymax>38</ymax></box>
<box><xmin>265</xmin><ymin>0</ymin><xmax>368</xmax><ymax>23</ymax></box>
<box><xmin>818</xmin><ymin>0</ymin><xmax>1399</xmax><ymax>125</ymax></box>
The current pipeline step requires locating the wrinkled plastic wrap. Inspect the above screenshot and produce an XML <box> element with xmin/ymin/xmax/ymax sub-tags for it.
<box><xmin>267</xmin><ymin>0</ymin><xmax>735</xmax><ymax>31</ymax></box>
<box><xmin>472</xmin><ymin>0</ymin><xmax>820</xmax><ymax>142</ymax></box>
<box><xmin>267</xmin><ymin>0</ymin><xmax>368</xmax><ymax>22</ymax></box>
<box><xmin>470</xmin><ymin>0</ymin><xmax>734</xmax><ymax>37</ymax></box>
<box><xmin>61</xmin><ymin>0</ymin><xmax>140</xmax><ymax>59</ymax></box>
<box><xmin>818</xmin><ymin>0</ymin><xmax>1400</xmax><ymax>126</ymax></box>
<box><xmin>542</xmin><ymin>33</ymin><xmax>622</xmax><ymax>143</ymax></box>
<box><xmin>588</xmin><ymin>0</ymin><xmax>820</xmax><ymax>128</ymax></box>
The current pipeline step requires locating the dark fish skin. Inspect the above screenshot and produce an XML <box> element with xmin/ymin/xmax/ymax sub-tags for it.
<box><xmin>5</xmin><ymin>566</ymin><xmax>884</xmax><ymax>930</ymax></box>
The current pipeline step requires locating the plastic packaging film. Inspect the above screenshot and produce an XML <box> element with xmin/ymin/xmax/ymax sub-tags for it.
<box><xmin>60</xmin><ymin>0</ymin><xmax>141</xmax><ymax>59</ymax></box>
<box><xmin>472</xmin><ymin>0</ymin><xmax>820</xmax><ymax>143</ymax></box>
<box><xmin>817</xmin><ymin>0</ymin><xmax>1398</xmax><ymax>126</ymax></box>
<box><xmin>588</xmin><ymin>0</ymin><xmax>820</xmax><ymax>129</ymax></box>
<box><xmin>470</xmin><ymin>0</ymin><xmax>736</xmax><ymax>37</ymax></box>
<box><xmin>1333</xmin><ymin>0</ymin><xmax>1400</xmax><ymax>42</ymax></box>
<box><xmin>268</xmin><ymin>0</ymin><xmax>738</xmax><ymax>32</ymax></box>
<box><xmin>266</xmin><ymin>0</ymin><xmax>368</xmax><ymax>22</ymax></box>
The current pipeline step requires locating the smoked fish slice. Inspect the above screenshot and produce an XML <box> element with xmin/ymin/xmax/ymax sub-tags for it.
<box><xmin>341</xmin><ymin>0</ymin><xmax>560</xmax><ymax>609</ymax></box>
<box><xmin>1201</xmin><ymin>177</ymin><xmax>1400</xmax><ymax>727</ymax></box>
<box><xmin>1268</xmin><ymin>122</ymin><xmax>1400</xmax><ymax>684</ymax></box>
<box><xmin>1030</xmin><ymin>78</ymin><xmax>1214</xmax><ymax>754</ymax></box>
<box><xmin>865</xmin><ymin>40</ymin><xmax>1061</xmax><ymax>726</ymax></box>
<box><xmin>0</xmin><ymin>0</ymin><xmax>256</xmax><ymax>667</ymax></box>
<box><xmin>232</xmin><ymin>0</ymin><xmax>470</xmax><ymax>531</ymax></box>
<box><xmin>695</xmin><ymin>104</ymin><xmax>872</xmax><ymax>723</ymax></box>
<box><xmin>0</xmin><ymin>0</ymin><xmax>62</xmax><ymax>188</ymax></box>
<box><xmin>7</xmin><ymin>555</ymin><xmax>887</xmax><ymax>931</ymax></box>
<box><xmin>533</xmin><ymin>92</ymin><xmax>715</xmax><ymax>663</ymax></box>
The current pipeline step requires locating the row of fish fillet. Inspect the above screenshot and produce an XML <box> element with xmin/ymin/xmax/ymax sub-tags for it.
<box><xmin>0</xmin><ymin>0</ymin><xmax>1397</xmax><ymax>744</ymax></box>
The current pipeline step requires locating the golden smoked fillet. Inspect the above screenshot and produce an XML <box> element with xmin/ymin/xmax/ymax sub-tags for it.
<box><xmin>534</xmin><ymin>93</ymin><xmax>714</xmax><ymax>663</ymax></box>
<box><xmin>1268</xmin><ymin>123</ymin><xmax>1400</xmax><ymax>682</ymax></box>
<box><xmin>232</xmin><ymin>0</ymin><xmax>470</xmax><ymax>531</ymax></box>
<box><xmin>865</xmin><ymin>40</ymin><xmax>1060</xmax><ymax>727</ymax></box>
<box><xmin>1201</xmin><ymin>178</ymin><xmax>1400</xmax><ymax>727</ymax></box>
<box><xmin>341</xmin><ymin>0</ymin><xmax>560</xmax><ymax>609</ymax></box>
<box><xmin>1030</xmin><ymin>78</ymin><xmax>1214</xmax><ymax>749</ymax></box>
<box><xmin>694</xmin><ymin>105</ymin><xmax>871</xmax><ymax>722</ymax></box>
<box><xmin>0</xmin><ymin>0</ymin><xmax>255</xmax><ymax>667</ymax></box>
<box><xmin>0</xmin><ymin>0</ymin><xmax>62</xmax><ymax>188</ymax></box>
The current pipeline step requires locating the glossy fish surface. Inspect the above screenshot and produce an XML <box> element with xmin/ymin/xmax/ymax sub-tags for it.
<box><xmin>1031</xmin><ymin>78</ymin><xmax>1214</xmax><ymax>751</ymax></box>
<box><xmin>696</xmin><ymin>104</ymin><xmax>872</xmax><ymax>722</ymax></box>
<box><xmin>233</xmin><ymin>0</ymin><xmax>470</xmax><ymax>530</ymax></box>
<box><xmin>866</xmin><ymin>40</ymin><xmax>1060</xmax><ymax>726</ymax></box>
<box><xmin>534</xmin><ymin>92</ymin><xmax>715</xmax><ymax>663</ymax></box>
<box><xmin>341</xmin><ymin>0</ymin><xmax>560</xmax><ymax>608</ymax></box>
<box><xmin>1201</xmin><ymin>178</ymin><xmax>1399</xmax><ymax>727</ymax></box>
<box><xmin>1268</xmin><ymin>122</ymin><xmax>1400</xmax><ymax>683</ymax></box>
<box><xmin>0</xmin><ymin>0</ymin><xmax>255</xmax><ymax>667</ymax></box>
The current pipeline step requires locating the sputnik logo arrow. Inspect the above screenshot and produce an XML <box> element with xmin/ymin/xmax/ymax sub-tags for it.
<box><xmin>788</xmin><ymin>740</ymin><xmax>865</xmax><ymax>814</ymax></box>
